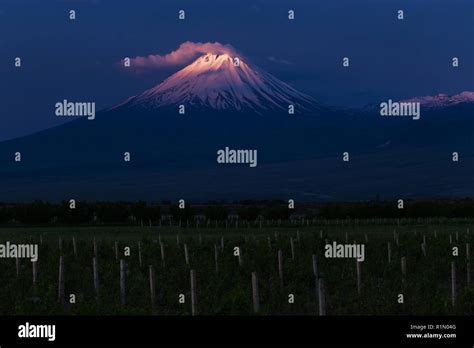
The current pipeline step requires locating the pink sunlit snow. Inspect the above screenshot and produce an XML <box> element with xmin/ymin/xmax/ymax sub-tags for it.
<box><xmin>401</xmin><ymin>91</ymin><xmax>474</xmax><ymax>108</ymax></box>
<box><xmin>120</xmin><ymin>52</ymin><xmax>318</xmax><ymax>113</ymax></box>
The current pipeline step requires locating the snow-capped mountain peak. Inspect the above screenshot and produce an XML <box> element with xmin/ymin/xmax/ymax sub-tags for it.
<box><xmin>401</xmin><ymin>91</ymin><xmax>474</xmax><ymax>108</ymax></box>
<box><xmin>118</xmin><ymin>52</ymin><xmax>319</xmax><ymax>113</ymax></box>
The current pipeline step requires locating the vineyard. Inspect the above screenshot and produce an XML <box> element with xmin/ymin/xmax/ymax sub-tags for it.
<box><xmin>0</xmin><ymin>221</ymin><xmax>473</xmax><ymax>315</ymax></box>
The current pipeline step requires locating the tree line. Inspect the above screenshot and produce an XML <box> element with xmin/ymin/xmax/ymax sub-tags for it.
<box><xmin>0</xmin><ymin>199</ymin><xmax>472</xmax><ymax>225</ymax></box>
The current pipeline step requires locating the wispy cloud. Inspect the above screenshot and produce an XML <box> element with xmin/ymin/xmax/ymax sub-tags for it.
<box><xmin>267</xmin><ymin>56</ymin><xmax>292</xmax><ymax>65</ymax></box>
<box><xmin>122</xmin><ymin>41</ymin><xmax>239</xmax><ymax>70</ymax></box>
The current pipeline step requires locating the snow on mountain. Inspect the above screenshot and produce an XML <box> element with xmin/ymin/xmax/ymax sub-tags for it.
<box><xmin>117</xmin><ymin>53</ymin><xmax>319</xmax><ymax>113</ymax></box>
<box><xmin>401</xmin><ymin>91</ymin><xmax>474</xmax><ymax>108</ymax></box>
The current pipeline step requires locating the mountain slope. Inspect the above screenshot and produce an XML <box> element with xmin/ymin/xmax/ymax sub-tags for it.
<box><xmin>0</xmin><ymin>99</ymin><xmax>471</xmax><ymax>201</ymax></box>
<box><xmin>0</xmin><ymin>44</ymin><xmax>472</xmax><ymax>201</ymax></box>
<box><xmin>401</xmin><ymin>91</ymin><xmax>474</xmax><ymax>108</ymax></box>
<box><xmin>117</xmin><ymin>53</ymin><xmax>320</xmax><ymax>114</ymax></box>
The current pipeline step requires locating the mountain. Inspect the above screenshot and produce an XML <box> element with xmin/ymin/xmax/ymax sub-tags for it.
<box><xmin>115</xmin><ymin>53</ymin><xmax>321</xmax><ymax>114</ymax></box>
<box><xmin>0</xmin><ymin>48</ymin><xmax>472</xmax><ymax>201</ymax></box>
<box><xmin>362</xmin><ymin>91</ymin><xmax>474</xmax><ymax>113</ymax></box>
<box><xmin>401</xmin><ymin>91</ymin><xmax>474</xmax><ymax>108</ymax></box>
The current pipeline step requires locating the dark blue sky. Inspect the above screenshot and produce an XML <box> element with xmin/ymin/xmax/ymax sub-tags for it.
<box><xmin>0</xmin><ymin>0</ymin><xmax>472</xmax><ymax>140</ymax></box>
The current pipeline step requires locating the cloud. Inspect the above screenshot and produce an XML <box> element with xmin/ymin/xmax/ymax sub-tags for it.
<box><xmin>124</xmin><ymin>41</ymin><xmax>239</xmax><ymax>70</ymax></box>
<box><xmin>267</xmin><ymin>56</ymin><xmax>292</xmax><ymax>65</ymax></box>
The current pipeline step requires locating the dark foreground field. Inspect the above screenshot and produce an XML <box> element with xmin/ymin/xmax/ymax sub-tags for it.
<box><xmin>0</xmin><ymin>220</ymin><xmax>472</xmax><ymax>315</ymax></box>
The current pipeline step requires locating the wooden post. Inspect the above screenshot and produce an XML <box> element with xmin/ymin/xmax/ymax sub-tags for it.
<box><xmin>251</xmin><ymin>272</ymin><xmax>260</xmax><ymax>313</ymax></box>
<box><xmin>274</xmin><ymin>231</ymin><xmax>278</xmax><ymax>241</ymax></box>
<box><xmin>190</xmin><ymin>270</ymin><xmax>197</xmax><ymax>316</ymax></box>
<box><xmin>214</xmin><ymin>244</ymin><xmax>219</xmax><ymax>273</ymax></box>
<box><xmin>15</xmin><ymin>256</ymin><xmax>20</xmax><ymax>277</ymax></box>
<box><xmin>467</xmin><ymin>261</ymin><xmax>471</xmax><ymax>285</ymax></box>
<box><xmin>312</xmin><ymin>254</ymin><xmax>318</xmax><ymax>277</ymax></box>
<box><xmin>138</xmin><ymin>241</ymin><xmax>142</xmax><ymax>267</ymax></box>
<box><xmin>423</xmin><ymin>235</ymin><xmax>427</xmax><ymax>257</ymax></box>
<box><xmin>296</xmin><ymin>230</ymin><xmax>300</xmax><ymax>242</ymax></box>
<box><xmin>149</xmin><ymin>265</ymin><xmax>156</xmax><ymax>309</ymax></box>
<box><xmin>93</xmin><ymin>238</ymin><xmax>97</xmax><ymax>257</ymax></box>
<box><xmin>466</xmin><ymin>243</ymin><xmax>470</xmax><ymax>260</ymax></box>
<box><xmin>451</xmin><ymin>261</ymin><xmax>456</xmax><ymax>307</ymax></box>
<box><xmin>449</xmin><ymin>234</ymin><xmax>452</xmax><ymax>244</ymax></box>
<box><xmin>114</xmin><ymin>241</ymin><xmax>118</xmax><ymax>261</ymax></box>
<box><xmin>93</xmin><ymin>257</ymin><xmax>100</xmax><ymax>302</ymax></box>
<box><xmin>238</xmin><ymin>247</ymin><xmax>243</xmax><ymax>266</ymax></box>
<box><xmin>356</xmin><ymin>260</ymin><xmax>361</xmax><ymax>295</ymax></box>
<box><xmin>318</xmin><ymin>278</ymin><xmax>326</xmax><ymax>316</ymax></box>
<box><xmin>72</xmin><ymin>237</ymin><xmax>77</xmax><ymax>259</ymax></box>
<box><xmin>32</xmin><ymin>261</ymin><xmax>37</xmax><ymax>288</ymax></box>
<box><xmin>290</xmin><ymin>237</ymin><xmax>295</xmax><ymax>259</ymax></box>
<box><xmin>160</xmin><ymin>242</ymin><xmax>165</xmax><ymax>267</ymax></box>
<box><xmin>387</xmin><ymin>242</ymin><xmax>391</xmax><ymax>264</ymax></box>
<box><xmin>176</xmin><ymin>234</ymin><xmax>180</xmax><ymax>247</ymax></box>
<box><xmin>401</xmin><ymin>256</ymin><xmax>407</xmax><ymax>284</ymax></box>
<box><xmin>278</xmin><ymin>250</ymin><xmax>283</xmax><ymax>283</ymax></box>
<box><xmin>184</xmin><ymin>244</ymin><xmax>189</xmax><ymax>265</ymax></box>
<box><xmin>120</xmin><ymin>259</ymin><xmax>126</xmax><ymax>306</ymax></box>
<box><xmin>58</xmin><ymin>256</ymin><xmax>65</xmax><ymax>304</ymax></box>
<box><xmin>267</xmin><ymin>236</ymin><xmax>271</xmax><ymax>250</ymax></box>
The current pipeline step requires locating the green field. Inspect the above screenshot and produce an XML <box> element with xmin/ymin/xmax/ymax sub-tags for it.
<box><xmin>0</xmin><ymin>221</ymin><xmax>473</xmax><ymax>315</ymax></box>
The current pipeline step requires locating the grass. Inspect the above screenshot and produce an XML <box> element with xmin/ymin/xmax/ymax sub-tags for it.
<box><xmin>0</xmin><ymin>221</ymin><xmax>472</xmax><ymax>315</ymax></box>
